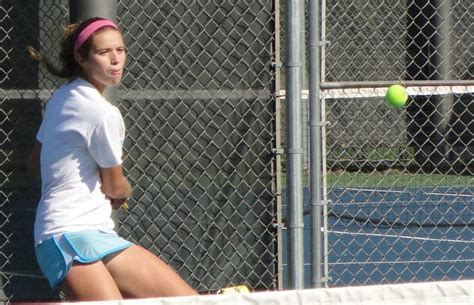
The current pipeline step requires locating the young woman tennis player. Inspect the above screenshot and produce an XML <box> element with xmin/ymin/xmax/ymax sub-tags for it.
<box><xmin>27</xmin><ymin>17</ymin><xmax>198</xmax><ymax>300</ymax></box>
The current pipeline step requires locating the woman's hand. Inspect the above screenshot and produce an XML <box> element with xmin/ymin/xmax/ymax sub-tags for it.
<box><xmin>110</xmin><ymin>197</ymin><xmax>129</xmax><ymax>210</ymax></box>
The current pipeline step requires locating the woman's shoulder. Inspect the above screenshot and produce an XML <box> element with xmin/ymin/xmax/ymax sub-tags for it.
<box><xmin>69</xmin><ymin>79</ymin><xmax>117</xmax><ymax>110</ymax></box>
<box><xmin>71</xmin><ymin>79</ymin><xmax>107</xmax><ymax>102</ymax></box>
<box><xmin>58</xmin><ymin>78</ymin><xmax>120</xmax><ymax>123</ymax></box>
<box><xmin>49</xmin><ymin>78</ymin><xmax>104</xmax><ymax>105</ymax></box>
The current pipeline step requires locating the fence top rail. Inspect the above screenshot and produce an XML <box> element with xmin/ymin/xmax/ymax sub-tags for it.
<box><xmin>278</xmin><ymin>84</ymin><xmax>474</xmax><ymax>99</ymax></box>
<box><xmin>319</xmin><ymin>80</ymin><xmax>474</xmax><ymax>90</ymax></box>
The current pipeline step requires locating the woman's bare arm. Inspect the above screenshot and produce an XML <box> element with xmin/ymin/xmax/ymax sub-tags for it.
<box><xmin>99</xmin><ymin>165</ymin><xmax>132</xmax><ymax>200</ymax></box>
<box><xmin>27</xmin><ymin>141</ymin><xmax>42</xmax><ymax>177</ymax></box>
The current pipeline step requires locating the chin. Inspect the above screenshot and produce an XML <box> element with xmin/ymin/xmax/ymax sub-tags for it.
<box><xmin>108</xmin><ymin>79</ymin><xmax>122</xmax><ymax>87</ymax></box>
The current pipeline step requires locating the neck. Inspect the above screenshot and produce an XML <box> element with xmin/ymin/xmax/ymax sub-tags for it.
<box><xmin>79</xmin><ymin>76</ymin><xmax>107</xmax><ymax>96</ymax></box>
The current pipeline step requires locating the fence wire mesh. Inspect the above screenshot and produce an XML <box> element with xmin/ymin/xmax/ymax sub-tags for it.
<box><xmin>320</xmin><ymin>0</ymin><xmax>473</xmax><ymax>287</ymax></box>
<box><xmin>0</xmin><ymin>0</ymin><xmax>473</xmax><ymax>302</ymax></box>
<box><xmin>0</xmin><ymin>1</ymin><xmax>69</xmax><ymax>301</ymax></box>
<box><xmin>115</xmin><ymin>0</ymin><xmax>277</xmax><ymax>294</ymax></box>
<box><xmin>0</xmin><ymin>0</ymin><xmax>277</xmax><ymax>301</ymax></box>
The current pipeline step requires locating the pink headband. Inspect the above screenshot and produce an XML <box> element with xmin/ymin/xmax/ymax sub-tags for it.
<box><xmin>74</xmin><ymin>19</ymin><xmax>118</xmax><ymax>54</ymax></box>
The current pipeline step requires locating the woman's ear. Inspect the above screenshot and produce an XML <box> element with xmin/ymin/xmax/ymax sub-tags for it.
<box><xmin>74</xmin><ymin>52</ymin><xmax>86</xmax><ymax>66</ymax></box>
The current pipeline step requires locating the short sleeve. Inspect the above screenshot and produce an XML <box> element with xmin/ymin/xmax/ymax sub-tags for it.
<box><xmin>88</xmin><ymin>108</ymin><xmax>125</xmax><ymax>168</ymax></box>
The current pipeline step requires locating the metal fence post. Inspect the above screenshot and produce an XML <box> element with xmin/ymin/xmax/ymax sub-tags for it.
<box><xmin>286</xmin><ymin>0</ymin><xmax>305</xmax><ymax>289</ymax></box>
<box><xmin>68</xmin><ymin>0</ymin><xmax>119</xmax><ymax>226</ymax></box>
<box><xmin>308</xmin><ymin>0</ymin><xmax>324</xmax><ymax>288</ymax></box>
<box><xmin>69</xmin><ymin>0</ymin><xmax>117</xmax><ymax>23</ymax></box>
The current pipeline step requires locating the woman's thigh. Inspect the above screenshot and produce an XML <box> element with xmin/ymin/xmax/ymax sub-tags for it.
<box><xmin>103</xmin><ymin>245</ymin><xmax>198</xmax><ymax>298</ymax></box>
<box><xmin>60</xmin><ymin>260</ymin><xmax>123</xmax><ymax>301</ymax></box>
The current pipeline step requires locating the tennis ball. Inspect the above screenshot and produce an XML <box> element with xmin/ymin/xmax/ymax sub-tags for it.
<box><xmin>385</xmin><ymin>84</ymin><xmax>408</xmax><ymax>108</ymax></box>
<box><xmin>220</xmin><ymin>285</ymin><xmax>250</xmax><ymax>294</ymax></box>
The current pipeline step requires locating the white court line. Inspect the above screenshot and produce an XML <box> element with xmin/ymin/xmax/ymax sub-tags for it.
<box><xmin>315</xmin><ymin>258</ymin><xmax>474</xmax><ymax>266</ymax></box>
<box><xmin>335</xmin><ymin>187</ymin><xmax>473</xmax><ymax>196</ymax></box>
<box><xmin>330</xmin><ymin>187</ymin><xmax>474</xmax><ymax>204</ymax></box>
<box><xmin>423</xmin><ymin>191</ymin><xmax>473</xmax><ymax>198</ymax></box>
<box><xmin>330</xmin><ymin>230</ymin><xmax>474</xmax><ymax>244</ymax></box>
<box><xmin>328</xmin><ymin>200</ymin><xmax>467</xmax><ymax>206</ymax></box>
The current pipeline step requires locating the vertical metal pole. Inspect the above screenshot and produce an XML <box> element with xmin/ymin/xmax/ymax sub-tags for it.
<box><xmin>69</xmin><ymin>0</ymin><xmax>117</xmax><ymax>23</ymax></box>
<box><xmin>301</xmin><ymin>0</ymin><xmax>308</xmax><ymax>173</ymax></box>
<box><xmin>308</xmin><ymin>0</ymin><xmax>323</xmax><ymax>288</ymax></box>
<box><xmin>320</xmin><ymin>0</ymin><xmax>330</xmax><ymax>285</ymax></box>
<box><xmin>286</xmin><ymin>0</ymin><xmax>305</xmax><ymax>289</ymax></box>
<box><xmin>69</xmin><ymin>0</ymin><xmax>119</xmax><ymax>227</ymax></box>
<box><xmin>438</xmin><ymin>0</ymin><xmax>454</xmax><ymax>159</ymax></box>
<box><xmin>273</xmin><ymin>0</ymin><xmax>285</xmax><ymax>291</ymax></box>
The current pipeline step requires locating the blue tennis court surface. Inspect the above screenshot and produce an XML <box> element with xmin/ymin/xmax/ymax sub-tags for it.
<box><xmin>281</xmin><ymin>186</ymin><xmax>474</xmax><ymax>288</ymax></box>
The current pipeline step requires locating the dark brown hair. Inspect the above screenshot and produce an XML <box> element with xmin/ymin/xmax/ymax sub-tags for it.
<box><xmin>27</xmin><ymin>17</ymin><xmax>118</xmax><ymax>79</ymax></box>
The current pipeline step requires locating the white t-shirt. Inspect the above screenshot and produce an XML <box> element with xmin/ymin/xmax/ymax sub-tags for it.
<box><xmin>34</xmin><ymin>78</ymin><xmax>125</xmax><ymax>246</ymax></box>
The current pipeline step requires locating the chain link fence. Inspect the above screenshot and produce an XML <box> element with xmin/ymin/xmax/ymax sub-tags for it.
<box><xmin>0</xmin><ymin>1</ymin><xmax>70</xmax><ymax>301</ymax></box>
<box><xmin>116</xmin><ymin>0</ymin><xmax>277</xmax><ymax>294</ymax></box>
<box><xmin>319</xmin><ymin>0</ymin><xmax>473</xmax><ymax>286</ymax></box>
<box><xmin>0</xmin><ymin>0</ymin><xmax>473</xmax><ymax>302</ymax></box>
<box><xmin>1</xmin><ymin>0</ymin><xmax>277</xmax><ymax>301</ymax></box>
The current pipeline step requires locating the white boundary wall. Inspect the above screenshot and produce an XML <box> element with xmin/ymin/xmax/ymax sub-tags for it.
<box><xmin>14</xmin><ymin>280</ymin><xmax>474</xmax><ymax>305</ymax></box>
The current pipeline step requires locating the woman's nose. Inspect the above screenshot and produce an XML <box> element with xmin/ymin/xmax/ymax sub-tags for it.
<box><xmin>111</xmin><ymin>52</ymin><xmax>120</xmax><ymax>64</ymax></box>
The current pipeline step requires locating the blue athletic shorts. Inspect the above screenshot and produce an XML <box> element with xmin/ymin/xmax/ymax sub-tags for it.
<box><xmin>35</xmin><ymin>229</ymin><xmax>133</xmax><ymax>290</ymax></box>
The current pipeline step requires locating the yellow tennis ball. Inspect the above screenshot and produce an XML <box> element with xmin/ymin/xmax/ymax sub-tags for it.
<box><xmin>220</xmin><ymin>285</ymin><xmax>250</xmax><ymax>294</ymax></box>
<box><xmin>235</xmin><ymin>285</ymin><xmax>249</xmax><ymax>293</ymax></box>
<box><xmin>385</xmin><ymin>84</ymin><xmax>408</xmax><ymax>108</ymax></box>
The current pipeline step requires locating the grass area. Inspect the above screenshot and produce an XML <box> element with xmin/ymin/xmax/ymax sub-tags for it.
<box><xmin>282</xmin><ymin>170</ymin><xmax>473</xmax><ymax>188</ymax></box>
